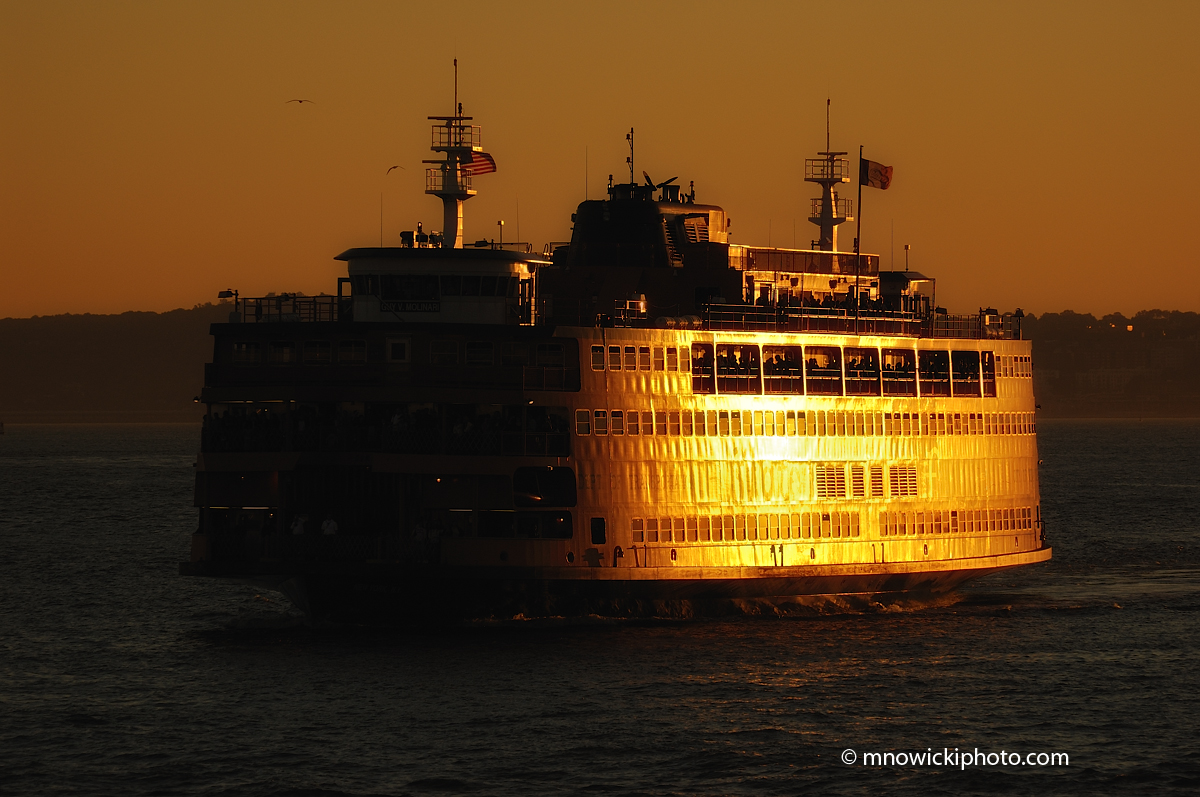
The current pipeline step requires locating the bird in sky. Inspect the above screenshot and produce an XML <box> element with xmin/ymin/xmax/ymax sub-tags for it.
<box><xmin>285</xmin><ymin>99</ymin><xmax>314</xmax><ymax>104</ymax></box>
<box><xmin>386</xmin><ymin>165</ymin><xmax>405</xmax><ymax>175</ymax></box>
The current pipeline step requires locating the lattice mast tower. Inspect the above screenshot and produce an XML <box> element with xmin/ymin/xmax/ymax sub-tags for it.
<box><xmin>424</xmin><ymin>60</ymin><xmax>482</xmax><ymax>249</ymax></box>
<box><xmin>805</xmin><ymin>101</ymin><xmax>854</xmax><ymax>251</ymax></box>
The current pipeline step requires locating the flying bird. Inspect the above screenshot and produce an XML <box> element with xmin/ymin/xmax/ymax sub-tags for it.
<box><xmin>386</xmin><ymin>165</ymin><xmax>405</xmax><ymax>175</ymax></box>
<box><xmin>285</xmin><ymin>99</ymin><xmax>314</xmax><ymax>104</ymax></box>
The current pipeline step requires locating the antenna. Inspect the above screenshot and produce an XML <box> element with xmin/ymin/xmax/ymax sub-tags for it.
<box><xmin>453</xmin><ymin>58</ymin><xmax>458</xmax><ymax>117</ymax></box>
<box><xmin>904</xmin><ymin>243</ymin><xmax>911</xmax><ymax>272</ymax></box>
<box><xmin>626</xmin><ymin>128</ymin><xmax>634</xmax><ymax>184</ymax></box>
<box><xmin>826</xmin><ymin>99</ymin><xmax>830</xmax><ymax>153</ymax></box>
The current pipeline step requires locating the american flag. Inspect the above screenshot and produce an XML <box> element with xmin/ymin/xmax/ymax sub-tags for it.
<box><xmin>461</xmin><ymin>151</ymin><xmax>497</xmax><ymax>175</ymax></box>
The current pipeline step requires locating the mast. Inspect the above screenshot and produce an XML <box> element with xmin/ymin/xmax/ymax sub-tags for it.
<box><xmin>424</xmin><ymin>59</ymin><xmax>482</xmax><ymax>249</ymax></box>
<box><xmin>804</xmin><ymin>102</ymin><xmax>853</xmax><ymax>251</ymax></box>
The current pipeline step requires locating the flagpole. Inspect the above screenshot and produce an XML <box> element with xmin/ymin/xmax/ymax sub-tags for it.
<box><xmin>855</xmin><ymin>144</ymin><xmax>863</xmax><ymax>335</ymax></box>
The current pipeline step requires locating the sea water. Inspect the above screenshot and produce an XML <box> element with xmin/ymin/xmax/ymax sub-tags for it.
<box><xmin>1</xmin><ymin>421</ymin><xmax>1198</xmax><ymax>795</ymax></box>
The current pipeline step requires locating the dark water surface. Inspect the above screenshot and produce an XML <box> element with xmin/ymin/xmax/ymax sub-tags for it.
<box><xmin>2</xmin><ymin>421</ymin><xmax>1198</xmax><ymax>796</ymax></box>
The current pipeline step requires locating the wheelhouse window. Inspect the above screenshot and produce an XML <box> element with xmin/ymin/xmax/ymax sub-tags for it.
<box><xmin>882</xmin><ymin>349</ymin><xmax>916</xmax><ymax>396</ymax></box>
<box><xmin>762</xmin><ymin>345</ymin><xmax>805</xmax><ymax>394</ymax></box>
<box><xmin>716</xmin><ymin>344</ymin><xmax>762</xmax><ymax>394</ymax></box>
<box><xmin>981</xmin><ymin>351</ymin><xmax>997</xmax><ymax>397</ymax></box>
<box><xmin>804</xmin><ymin>346</ymin><xmax>842</xmax><ymax>396</ymax></box>
<box><xmin>381</xmin><ymin>274</ymin><xmax>439</xmax><ymax>301</ymax></box>
<box><xmin>844</xmin><ymin>347</ymin><xmax>881</xmax><ymax>396</ymax></box>
<box><xmin>952</xmin><ymin>350</ymin><xmax>982</xmax><ymax>397</ymax></box>
<box><xmin>918</xmin><ymin>350</ymin><xmax>950</xmax><ymax>396</ymax></box>
<box><xmin>304</xmin><ymin>340</ymin><xmax>332</xmax><ymax>364</ymax></box>
<box><xmin>691</xmin><ymin>343</ymin><xmax>715</xmax><ymax>394</ymax></box>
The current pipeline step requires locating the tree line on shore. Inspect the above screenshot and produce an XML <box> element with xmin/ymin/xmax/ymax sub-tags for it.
<box><xmin>0</xmin><ymin>305</ymin><xmax>1197</xmax><ymax>421</ymax></box>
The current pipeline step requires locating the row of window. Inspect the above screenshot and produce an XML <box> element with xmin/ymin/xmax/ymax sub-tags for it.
<box><xmin>629</xmin><ymin>506</ymin><xmax>1036</xmax><ymax>544</ymax></box>
<box><xmin>591</xmin><ymin>343</ymin><xmax>1025</xmax><ymax>398</ymax></box>
<box><xmin>574</xmin><ymin>408</ymin><xmax>1037</xmax><ymax>438</ymax></box>
<box><xmin>998</xmin><ymin>355</ymin><xmax>1032</xmax><ymax>378</ymax></box>
<box><xmin>232</xmin><ymin>340</ymin><xmax>367</xmax><ymax>366</ymax></box>
<box><xmin>350</xmin><ymin>273</ymin><xmax>524</xmax><ymax>300</ymax></box>
<box><xmin>880</xmin><ymin>507</ymin><xmax>1035</xmax><ymax>536</ymax></box>
<box><xmin>630</xmin><ymin>512</ymin><xmax>862</xmax><ymax>543</ymax></box>
<box><xmin>591</xmin><ymin>345</ymin><xmax>692</xmax><ymax>373</ymax></box>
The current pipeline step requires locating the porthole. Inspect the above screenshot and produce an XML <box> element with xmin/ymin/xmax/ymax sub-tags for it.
<box><xmin>810</xmin><ymin>548</ymin><xmax>815</xmax><ymax>560</ymax></box>
<box><xmin>923</xmin><ymin>544</ymin><xmax>928</xmax><ymax>555</ymax></box>
<box><xmin>566</xmin><ymin>551</ymin><xmax>575</xmax><ymax>564</ymax></box>
<box><xmin>670</xmin><ymin>549</ymin><xmax>677</xmax><ymax>561</ymax></box>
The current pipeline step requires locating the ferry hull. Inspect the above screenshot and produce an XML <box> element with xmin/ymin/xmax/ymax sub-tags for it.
<box><xmin>182</xmin><ymin>546</ymin><xmax>1051</xmax><ymax>623</ymax></box>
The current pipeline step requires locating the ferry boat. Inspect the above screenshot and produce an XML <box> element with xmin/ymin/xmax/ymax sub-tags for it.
<box><xmin>182</xmin><ymin>101</ymin><xmax>1050</xmax><ymax>622</ymax></box>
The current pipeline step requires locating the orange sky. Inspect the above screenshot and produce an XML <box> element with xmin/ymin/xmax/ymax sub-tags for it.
<box><xmin>2</xmin><ymin>1</ymin><xmax>1198</xmax><ymax>318</ymax></box>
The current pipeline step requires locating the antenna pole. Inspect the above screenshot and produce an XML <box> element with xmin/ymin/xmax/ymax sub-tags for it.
<box><xmin>855</xmin><ymin>144</ymin><xmax>863</xmax><ymax>334</ymax></box>
<box><xmin>453</xmin><ymin>58</ymin><xmax>458</xmax><ymax>117</ymax></box>
<box><xmin>380</xmin><ymin>192</ymin><xmax>383</xmax><ymax>247</ymax></box>
<box><xmin>826</xmin><ymin>99</ymin><xmax>830</xmax><ymax>153</ymax></box>
<box><xmin>627</xmin><ymin>128</ymin><xmax>634</xmax><ymax>185</ymax></box>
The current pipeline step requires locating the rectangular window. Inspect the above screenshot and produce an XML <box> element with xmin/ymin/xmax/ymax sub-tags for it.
<box><xmin>668</xmin><ymin>411</ymin><xmax>681</xmax><ymax>436</ymax></box>
<box><xmin>653</xmin><ymin>347</ymin><xmax>665</xmax><ymax>371</ymax></box>
<box><xmin>465</xmin><ymin>341</ymin><xmax>493</xmax><ymax>366</ymax></box>
<box><xmin>631</xmin><ymin>518</ymin><xmax>644</xmax><ymax>542</ymax></box>
<box><xmin>691</xmin><ymin>343</ymin><xmax>715</xmax><ymax>394</ymax></box>
<box><xmin>642</xmin><ymin>411</ymin><xmax>654</xmax><ymax>435</ymax></box>
<box><xmin>981</xmin><ymin>351</ymin><xmax>997</xmax><ymax>397</ymax></box>
<box><xmin>628</xmin><ymin>410</ymin><xmax>640</xmax><ymax>435</ymax></box>
<box><xmin>680</xmin><ymin>346</ymin><xmax>690</xmax><ymax>372</ymax></box>
<box><xmin>611</xmin><ymin>410</ymin><xmax>625</xmax><ymax>435</ymax></box>
<box><xmin>762</xmin><ymin>345</ymin><xmax>805</xmax><ymax>394</ymax></box>
<box><xmin>753</xmin><ymin>411</ymin><xmax>764</xmax><ymax>436</ymax></box>
<box><xmin>232</xmin><ymin>341</ymin><xmax>260</xmax><ymax>365</ymax></box>
<box><xmin>731</xmin><ymin>411</ymin><xmax>742</xmax><ymax>436</ymax></box>
<box><xmin>624</xmin><ymin>346</ymin><xmax>637</xmax><ymax>371</ymax></box>
<box><xmin>269</xmin><ymin>341</ymin><xmax>296</xmax><ymax>365</ymax></box>
<box><xmin>686</xmin><ymin>517</ymin><xmax>698</xmax><ymax>542</ymax></box>
<box><xmin>882</xmin><ymin>348</ymin><xmax>917</xmax><ymax>396</ymax></box>
<box><xmin>638</xmin><ymin>346</ymin><xmax>651</xmax><ymax>371</ymax></box>
<box><xmin>786</xmin><ymin>411</ymin><xmax>796</xmax><ymax>436</ymax></box>
<box><xmin>769</xmin><ymin>514</ymin><xmax>780</xmax><ymax>540</ymax></box>
<box><xmin>384</xmin><ymin>339</ymin><xmax>408</xmax><ymax>363</ymax></box>
<box><xmin>305</xmin><ymin>340</ymin><xmax>333</xmax><ymax>364</ymax></box>
<box><xmin>698</xmin><ymin>516</ymin><xmax>711</xmax><ymax>541</ymax></box>
<box><xmin>952</xmin><ymin>350</ymin><xmax>982</xmax><ymax>397</ymax></box>
<box><xmin>918</xmin><ymin>350</ymin><xmax>950</xmax><ymax>396</ymax></box>
<box><xmin>804</xmin><ymin>345</ymin><xmax>843</xmax><ymax>396</ymax></box>
<box><xmin>716</xmin><ymin>343</ymin><xmax>762</xmax><ymax>394</ymax></box>
<box><xmin>575</xmin><ymin>409</ymin><xmax>591</xmax><ymax>435</ymax></box>
<box><xmin>845</xmin><ymin>347</ymin><xmax>882</xmax><ymax>396</ymax></box>
<box><xmin>735</xmin><ymin>514</ymin><xmax>746</xmax><ymax>541</ymax></box>
<box><xmin>430</xmin><ymin>340</ymin><xmax>457</xmax><ymax>365</ymax></box>
<box><xmin>682</xmin><ymin>410</ymin><xmax>694</xmax><ymax>436</ymax></box>
<box><xmin>765</xmin><ymin>411</ymin><xmax>776</xmax><ymax>436</ymax></box>
<box><xmin>667</xmin><ymin>348</ymin><xmax>678</xmax><ymax>372</ymax></box>
<box><xmin>590</xmin><ymin>517</ymin><xmax>606</xmax><ymax>545</ymax></box>
<box><xmin>646</xmin><ymin>518</ymin><xmax>659</xmax><ymax>543</ymax></box>
<box><xmin>655</xmin><ymin>411</ymin><xmax>668</xmax><ymax>436</ymax></box>
<box><xmin>593</xmin><ymin>410</ymin><xmax>608</xmax><ymax>435</ymax></box>
<box><xmin>591</xmin><ymin>345</ymin><xmax>605</xmax><ymax>371</ymax></box>
<box><xmin>608</xmin><ymin>345</ymin><xmax>622</xmax><ymax>371</ymax></box>
<box><xmin>718</xmin><ymin>411</ymin><xmax>730</xmax><ymax>436</ymax></box>
<box><xmin>338</xmin><ymin>340</ymin><xmax>367</xmax><ymax>363</ymax></box>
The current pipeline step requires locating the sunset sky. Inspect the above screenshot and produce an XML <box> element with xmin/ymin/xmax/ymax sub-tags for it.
<box><xmin>2</xmin><ymin>1</ymin><xmax>1198</xmax><ymax>318</ymax></box>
